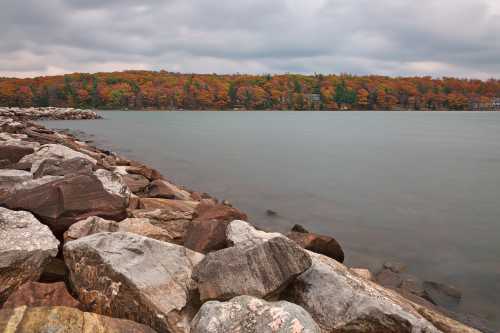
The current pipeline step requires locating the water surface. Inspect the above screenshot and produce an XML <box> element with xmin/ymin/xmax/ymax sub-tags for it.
<box><xmin>45</xmin><ymin>111</ymin><xmax>500</xmax><ymax>328</ymax></box>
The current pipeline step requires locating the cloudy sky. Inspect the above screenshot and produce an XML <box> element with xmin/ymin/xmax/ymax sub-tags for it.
<box><xmin>1</xmin><ymin>0</ymin><xmax>499</xmax><ymax>78</ymax></box>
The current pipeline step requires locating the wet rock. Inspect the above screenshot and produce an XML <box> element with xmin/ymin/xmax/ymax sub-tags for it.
<box><xmin>287</xmin><ymin>230</ymin><xmax>344</xmax><ymax>263</ymax></box>
<box><xmin>184</xmin><ymin>203</ymin><xmax>248</xmax><ymax>253</ymax></box>
<box><xmin>423</xmin><ymin>281</ymin><xmax>462</xmax><ymax>309</ymax></box>
<box><xmin>139</xmin><ymin>198</ymin><xmax>199</xmax><ymax>212</ymax></box>
<box><xmin>122</xmin><ymin>173</ymin><xmax>150</xmax><ymax>193</ymax></box>
<box><xmin>286</xmin><ymin>252</ymin><xmax>478</xmax><ymax>333</ymax></box>
<box><xmin>192</xmin><ymin>233</ymin><xmax>311</xmax><ymax>302</ymax></box>
<box><xmin>291</xmin><ymin>224</ymin><xmax>310</xmax><ymax>233</ymax></box>
<box><xmin>33</xmin><ymin>157</ymin><xmax>94</xmax><ymax>178</ymax></box>
<box><xmin>376</xmin><ymin>268</ymin><xmax>404</xmax><ymax>289</ymax></box>
<box><xmin>191</xmin><ymin>295</ymin><xmax>320</xmax><ymax>333</ymax></box>
<box><xmin>0</xmin><ymin>306</ymin><xmax>156</xmax><ymax>332</ymax></box>
<box><xmin>144</xmin><ymin>179</ymin><xmax>192</xmax><ymax>200</ymax></box>
<box><xmin>64</xmin><ymin>232</ymin><xmax>204</xmax><ymax>333</ymax></box>
<box><xmin>3</xmin><ymin>282</ymin><xmax>81</xmax><ymax>309</ymax></box>
<box><xmin>0</xmin><ymin>144</ymin><xmax>34</xmax><ymax>163</ymax></box>
<box><xmin>350</xmin><ymin>268</ymin><xmax>375</xmax><ymax>281</ymax></box>
<box><xmin>0</xmin><ymin>207</ymin><xmax>59</xmax><ymax>303</ymax></box>
<box><xmin>2</xmin><ymin>173</ymin><xmax>128</xmax><ymax>237</ymax></box>
<box><xmin>400</xmin><ymin>274</ymin><xmax>426</xmax><ymax>297</ymax></box>
<box><xmin>64</xmin><ymin>216</ymin><xmax>175</xmax><ymax>244</ymax></box>
<box><xmin>20</xmin><ymin>143</ymin><xmax>97</xmax><ymax>174</ymax></box>
<box><xmin>384</xmin><ymin>261</ymin><xmax>407</xmax><ymax>273</ymax></box>
<box><xmin>266</xmin><ymin>209</ymin><xmax>278</xmax><ymax>217</ymax></box>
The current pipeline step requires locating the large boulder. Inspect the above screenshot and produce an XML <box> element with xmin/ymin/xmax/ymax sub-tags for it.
<box><xmin>0</xmin><ymin>208</ymin><xmax>59</xmax><ymax>303</ymax></box>
<box><xmin>144</xmin><ymin>179</ymin><xmax>192</xmax><ymax>200</ymax></box>
<box><xmin>226</xmin><ymin>220</ymin><xmax>283</xmax><ymax>246</ymax></box>
<box><xmin>191</xmin><ymin>295</ymin><xmax>320</xmax><ymax>333</ymax></box>
<box><xmin>0</xmin><ymin>169</ymin><xmax>32</xmax><ymax>190</ymax></box>
<box><xmin>64</xmin><ymin>232</ymin><xmax>204</xmax><ymax>333</ymax></box>
<box><xmin>184</xmin><ymin>204</ymin><xmax>248</xmax><ymax>253</ymax></box>
<box><xmin>2</xmin><ymin>173</ymin><xmax>128</xmax><ymax>237</ymax></box>
<box><xmin>139</xmin><ymin>198</ymin><xmax>199</xmax><ymax>212</ymax></box>
<box><xmin>33</xmin><ymin>157</ymin><xmax>94</xmax><ymax>178</ymax></box>
<box><xmin>64</xmin><ymin>216</ymin><xmax>175</xmax><ymax>244</ymax></box>
<box><xmin>122</xmin><ymin>173</ymin><xmax>150</xmax><ymax>193</ymax></box>
<box><xmin>285</xmin><ymin>252</ymin><xmax>479</xmax><ymax>333</ymax></box>
<box><xmin>2</xmin><ymin>282</ymin><xmax>81</xmax><ymax>309</ymax></box>
<box><xmin>192</xmin><ymin>227</ymin><xmax>311</xmax><ymax>302</ymax></box>
<box><xmin>20</xmin><ymin>143</ymin><xmax>97</xmax><ymax>174</ymax></box>
<box><xmin>0</xmin><ymin>306</ymin><xmax>157</xmax><ymax>333</ymax></box>
<box><xmin>287</xmin><ymin>230</ymin><xmax>344</xmax><ymax>263</ymax></box>
<box><xmin>0</xmin><ymin>144</ymin><xmax>34</xmax><ymax>163</ymax></box>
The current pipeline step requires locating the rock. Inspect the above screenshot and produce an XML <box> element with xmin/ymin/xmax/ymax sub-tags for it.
<box><xmin>376</xmin><ymin>268</ymin><xmax>403</xmax><ymax>289</ymax></box>
<box><xmin>94</xmin><ymin>169</ymin><xmax>131</xmax><ymax>201</ymax></box>
<box><xmin>2</xmin><ymin>282</ymin><xmax>81</xmax><ymax>309</ymax></box>
<box><xmin>139</xmin><ymin>198</ymin><xmax>199</xmax><ymax>212</ymax></box>
<box><xmin>423</xmin><ymin>281</ymin><xmax>462</xmax><ymax>309</ymax></box>
<box><xmin>383</xmin><ymin>261</ymin><xmax>407</xmax><ymax>273</ymax></box>
<box><xmin>126</xmin><ymin>162</ymin><xmax>162</xmax><ymax>181</ymax></box>
<box><xmin>64</xmin><ymin>232</ymin><xmax>204</xmax><ymax>333</ymax></box>
<box><xmin>226</xmin><ymin>220</ymin><xmax>284</xmax><ymax>246</ymax></box>
<box><xmin>285</xmin><ymin>252</ymin><xmax>479</xmax><ymax>333</ymax></box>
<box><xmin>33</xmin><ymin>157</ymin><xmax>94</xmax><ymax>178</ymax></box>
<box><xmin>0</xmin><ymin>208</ymin><xmax>59</xmax><ymax>303</ymax></box>
<box><xmin>122</xmin><ymin>173</ymin><xmax>150</xmax><ymax>193</ymax></box>
<box><xmin>144</xmin><ymin>179</ymin><xmax>192</xmax><ymax>200</ymax></box>
<box><xmin>20</xmin><ymin>143</ymin><xmax>97</xmax><ymax>174</ymax></box>
<box><xmin>266</xmin><ymin>209</ymin><xmax>278</xmax><ymax>217</ymax></box>
<box><xmin>64</xmin><ymin>216</ymin><xmax>175</xmax><ymax>244</ymax></box>
<box><xmin>350</xmin><ymin>268</ymin><xmax>375</xmax><ymax>281</ymax></box>
<box><xmin>0</xmin><ymin>306</ymin><xmax>156</xmax><ymax>332</ymax></box>
<box><xmin>192</xmin><ymin>235</ymin><xmax>312</xmax><ymax>302</ymax></box>
<box><xmin>0</xmin><ymin>169</ymin><xmax>32</xmax><ymax>189</ymax></box>
<box><xmin>0</xmin><ymin>144</ymin><xmax>34</xmax><ymax>163</ymax></box>
<box><xmin>287</xmin><ymin>230</ymin><xmax>344</xmax><ymax>263</ymax></box>
<box><xmin>400</xmin><ymin>274</ymin><xmax>426</xmax><ymax>297</ymax></box>
<box><xmin>191</xmin><ymin>295</ymin><xmax>321</xmax><ymax>333</ymax></box>
<box><xmin>2</xmin><ymin>173</ymin><xmax>128</xmax><ymax>237</ymax></box>
<box><xmin>184</xmin><ymin>204</ymin><xmax>248</xmax><ymax>253</ymax></box>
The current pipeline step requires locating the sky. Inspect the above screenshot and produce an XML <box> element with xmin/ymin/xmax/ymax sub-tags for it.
<box><xmin>1</xmin><ymin>0</ymin><xmax>500</xmax><ymax>79</ymax></box>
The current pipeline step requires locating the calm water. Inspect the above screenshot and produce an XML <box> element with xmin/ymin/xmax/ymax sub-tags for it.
<box><xmin>45</xmin><ymin>111</ymin><xmax>500</xmax><ymax>328</ymax></box>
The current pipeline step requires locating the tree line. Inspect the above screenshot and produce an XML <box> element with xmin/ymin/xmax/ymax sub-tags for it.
<box><xmin>0</xmin><ymin>70</ymin><xmax>499</xmax><ymax>110</ymax></box>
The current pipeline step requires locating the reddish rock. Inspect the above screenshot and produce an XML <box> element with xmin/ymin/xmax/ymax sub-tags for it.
<box><xmin>3</xmin><ymin>282</ymin><xmax>81</xmax><ymax>309</ymax></box>
<box><xmin>122</xmin><ymin>173</ymin><xmax>150</xmax><ymax>193</ymax></box>
<box><xmin>127</xmin><ymin>162</ymin><xmax>162</xmax><ymax>181</ymax></box>
<box><xmin>287</xmin><ymin>231</ymin><xmax>345</xmax><ymax>263</ymax></box>
<box><xmin>144</xmin><ymin>179</ymin><xmax>191</xmax><ymax>200</ymax></box>
<box><xmin>2</xmin><ymin>173</ymin><xmax>128</xmax><ymax>238</ymax></box>
<box><xmin>376</xmin><ymin>269</ymin><xmax>403</xmax><ymax>289</ymax></box>
<box><xmin>139</xmin><ymin>198</ymin><xmax>199</xmax><ymax>212</ymax></box>
<box><xmin>184</xmin><ymin>204</ymin><xmax>248</xmax><ymax>253</ymax></box>
<box><xmin>0</xmin><ymin>145</ymin><xmax>34</xmax><ymax>163</ymax></box>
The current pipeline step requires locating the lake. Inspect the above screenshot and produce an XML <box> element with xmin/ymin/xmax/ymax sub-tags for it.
<box><xmin>45</xmin><ymin>111</ymin><xmax>500</xmax><ymax>329</ymax></box>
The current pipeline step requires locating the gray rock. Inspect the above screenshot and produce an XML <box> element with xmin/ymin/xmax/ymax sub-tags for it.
<box><xmin>423</xmin><ymin>281</ymin><xmax>462</xmax><ymax>309</ymax></box>
<box><xmin>0</xmin><ymin>169</ymin><xmax>32</xmax><ymax>189</ymax></box>
<box><xmin>20</xmin><ymin>144</ymin><xmax>97</xmax><ymax>174</ymax></box>
<box><xmin>94</xmin><ymin>169</ymin><xmax>131</xmax><ymax>201</ymax></box>
<box><xmin>33</xmin><ymin>157</ymin><xmax>94</xmax><ymax>178</ymax></box>
<box><xmin>226</xmin><ymin>220</ymin><xmax>284</xmax><ymax>246</ymax></box>
<box><xmin>191</xmin><ymin>295</ymin><xmax>320</xmax><ymax>333</ymax></box>
<box><xmin>64</xmin><ymin>232</ymin><xmax>204</xmax><ymax>333</ymax></box>
<box><xmin>0</xmin><ymin>208</ymin><xmax>59</xmax><ymax>303</ymax></box>
<box><xmin>193</xmin><ymin>230</ymin><xmax>311</xmax><ymax>302</ymax></box>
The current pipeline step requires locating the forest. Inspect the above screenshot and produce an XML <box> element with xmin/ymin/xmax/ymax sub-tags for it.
<box><xmin>0</xmin><ymin>71</ymin><xmax>499</xmax><ymax>111</ymax></box>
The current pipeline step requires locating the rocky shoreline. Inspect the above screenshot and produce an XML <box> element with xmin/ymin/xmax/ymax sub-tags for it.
<box><xmin>0</xmin><ymin>107</ymin><xmax>101</xmax><ymax>121</ymax></box>
<box><xmin>0</xmin><ymin>108</ymin><xmax>489</xmax><ymax>332</ymax></box>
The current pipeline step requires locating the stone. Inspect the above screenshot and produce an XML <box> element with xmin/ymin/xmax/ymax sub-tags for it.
<box><xmin>3</xmin><ymin>282</ymin><xmax>81</xmax><ymax>309</ymax></box>
<box><xmin>287</xmin><ymin>230</ymin><xmax>344</xmax><ymax>263</ymax></box>
<box><xmin>191</xmin><ymin>295</ymin><xmax>321</xmax><ymax>333</ymax></box>
<box><xmin>376</xmin><ymin>268</ymin><xmax>403</xmax><ymax>289</ymax></box>
<box><xmin>0</xmin><ymin>306</ymin><xmax>157</xmax><ymax>333</ymax></box>
<box><xmin>400</xmin><ymin>274</ymin><xmax>425</xmax><ymax>297</ymax></box>
<box><xmin>0</xmin><ymin>169</ymin><xmax>32</xmax><ymax>189</ymax></box>
<box><xmin>126</xmin><ymin>162</ymin><xmax>162</xmax><ymax>181</ymax></box>
<box><xmin>122</xmin><ymin>173</ymin><xmax>150</xmax><ymax>193</ymax></box>
<box><xmin>192</xmin><ymin>236</ymin><xmax>312</xmax><ymax>302</ymax></box>
<box><xmin>423</xmin><ymin>281</ymin><xmax>462</xmax><ymax>309</ymax></box>
<box><xmin>33</xmin><ymin>157</ymin><xmax>94</xmax><ymax>178</ymax></box>
<box><xmin>0</xmin><ymin>144</ymin><xmax>34</xmax><ymax>163</ymax></box>
<box><xmin>94</xmin><ymin>169</ymin><xmax>131</xmax><ymax>201</ymax></box>
<box><xmin>2</xmin><ymin>173</ymin><xmax>128</xmax><ymax>238</ymax></box>
<box><xmin>64</xmin><ymin>216</ymin><xmax>175</xmax><ymax>244</ymax></box>
<box><xmin>350</xmin><ymin>268</ymin><xmax>375</xmax><ymax>281</ymax></box>
<box><xmin>20</xmin><ymin>143</ymin><xmax>97</xmax><ymax>174</ymax></box>
<box><xmin>0</xmin><ymin>207</ymin><xmax>59</xmax><ymax>303</ymax></box>
<box><xmin>139</xmin><ymin>198</ymin><xmax>199</xmax><ymax>212</ymax></box>
<box><xmin>383</xmin><ymin>261</ymin><xmax>407</xmax><ymax>273</ymax></box>
<box><xmin>184</xmin><ymin>204</ymin><xmax>248</xmax><ymax>253</ymax></box>
<box><xmin>64</xmin><ymin>232</ymin><xmax>204</xmax><ymax>333</ymax></box>
<box><xmin>291</xmin><ymin>224</ymin><xmax>310</xmax><ymax>233</ymax></box>
<box><xmin>144</xmin><ymin>179</ymin><xmax>192</xmax><ymax>200</ymax></box>
<box><xmin>285</xmin><ymin>252</ymin><xmax>479</xmax><ymax>333</ymax></box>
<box><xmin>226</xmin><ymin>220</ymin><xmax>284</xmax><ymax>246</ymax></box>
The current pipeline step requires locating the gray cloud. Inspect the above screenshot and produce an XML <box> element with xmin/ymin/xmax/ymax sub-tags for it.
<box><xmin>1</xmin><ymin>0</ymin><xmax>499</xmax><ymax>78</ymax></box>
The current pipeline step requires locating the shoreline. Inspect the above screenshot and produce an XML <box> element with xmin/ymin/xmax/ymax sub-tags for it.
<box><xmin>0</xmin><ymin>107</ymin><xmax>492</xmax><ymax>332</ymax></box>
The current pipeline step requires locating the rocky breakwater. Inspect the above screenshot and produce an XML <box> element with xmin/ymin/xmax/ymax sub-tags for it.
<box><xmin>0</xmin><ymin>112</ymin><xmax>484</xmax><ymax>332</ymax></box>
<box><xmin>0</xmin><ymin>107</ymin><xmax>101</xmax><ymax>121</ymax></box>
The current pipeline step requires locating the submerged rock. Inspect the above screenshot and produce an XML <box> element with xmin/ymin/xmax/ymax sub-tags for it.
<box><xmin>191</xmin><ymin>295</ymin><xmax>320</xmax><ymax>333</ymax></box>
<box><xmin>0</xmin><ymin>207</ymin><xmax>59</xmax><ymax>303</ymax></box>
<box><xmin>64</xmin><ymin>232</ymin><xmax>204</xmax><ymax>333</ymax></box>
<box><xmin>423</xmin><ymin>281</ymin><xmax>462</xmax><ymax>309</ymax></box>
<box><xmin>0</xmin><ymin>306</ymin><xmax>156</xmax><ymax>332</ymax></box>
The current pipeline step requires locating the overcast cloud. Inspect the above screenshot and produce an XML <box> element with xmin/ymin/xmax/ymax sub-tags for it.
<box><xmin>1</xmin><ymin>0</ymin><xmax>499</xmax><ymax>78</ymax></box>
